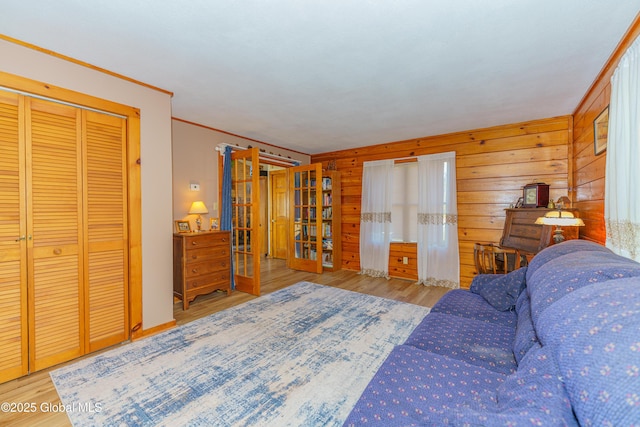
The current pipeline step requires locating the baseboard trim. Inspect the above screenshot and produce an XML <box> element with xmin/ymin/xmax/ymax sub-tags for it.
<box><xmin>134</xmin><ymin>320</ymin><xmax>177</xmax><ymax>340</ymax></box>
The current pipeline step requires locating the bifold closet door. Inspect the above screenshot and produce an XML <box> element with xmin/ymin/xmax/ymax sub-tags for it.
<box><xmin>83</xmin><ymin>110</ymin><xmax>129</xmax><ymax>352</ymax></box>
<box><xmin>0</xmin><ymin>92</ymin><xmax>28</xmax><ymax>383</ymax></box>
<box><xmin>27</xmin><ymin>98</ymin><xmax>84</xmax><ymax>371</ymax></box>
<box><xmin>0</xmin><ymin>92</ymin><xmax>129</xmax><ymax>380</ymax></box>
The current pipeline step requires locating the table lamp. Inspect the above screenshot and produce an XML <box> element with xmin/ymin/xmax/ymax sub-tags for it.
<box><xmin>535</xmin><ymin>209</ymin><xmax>585</xmax><ymax>243</ymax></box>
<box><xmin>189</xmin><ymin>200</ymin><xmax>209</xmax><ymax>232</ymax></box>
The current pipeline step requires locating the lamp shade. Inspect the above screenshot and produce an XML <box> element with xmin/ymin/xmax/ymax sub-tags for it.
<box><xmin>535</xmin><ymin>210</ymin><xmax>585</xmax><ymax>227</ymax></box>
<box><xmin>188</xmin><ymin>200</ymin><xmax>209</xmax><ymax>215</ymax></box>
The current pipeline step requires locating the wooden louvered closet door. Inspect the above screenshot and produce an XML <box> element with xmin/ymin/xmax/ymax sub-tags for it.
<box><xmin>0</xmin><ymin>91</ymin><xmax>28</xmax><ymax>382</ymax></box>
<box><xmin>0</xmin><ymin>92</ymin><xmax>129</xmax><ymax>381</ymax></box>
<box><xmin>83</xmin><ymin>110</ymin><xmax>129</xmax><ymax>352</ymax></box>
<box><xmin>27</xmin><ymin>98</ymin><xmax>85</xmax><ymax>371</ymax></box>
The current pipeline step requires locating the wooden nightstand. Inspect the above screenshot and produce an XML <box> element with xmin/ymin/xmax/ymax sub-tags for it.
<box><xmin>173</xmin><ymin>231</ymin><xmax>231</xmax><ymax>310</ymax></box>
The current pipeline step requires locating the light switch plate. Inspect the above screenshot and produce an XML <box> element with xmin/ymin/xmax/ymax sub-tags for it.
<box><xmin>190</xmin><ymin>183</ymin><xmax>200</xmax><ymax>191</ymax></box>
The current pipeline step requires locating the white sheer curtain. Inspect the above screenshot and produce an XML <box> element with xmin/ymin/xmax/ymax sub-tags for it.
<box><xmin>605</xmin><ymin>36</ymin><xmax>640</xmax><ymax>262</ymax></box>
<box><xmin>416</xmin><ymin>152</ymin><xmax>459</xmax><ymax>288</ymax></box>
<box><xmin>359</xmin><ymin>159</ymin><xmax>394</xmax><ymax>278</ymax></box>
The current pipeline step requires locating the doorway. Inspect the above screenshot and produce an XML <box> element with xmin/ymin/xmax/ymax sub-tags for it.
<box><xmin>269</xmin><ymin>169</ymin><xmax>288</xmax><ymax>260</ymax></box>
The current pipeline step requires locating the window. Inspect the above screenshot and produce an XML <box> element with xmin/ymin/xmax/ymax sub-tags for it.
<box><xmin>391</xmin><ymin>161</ymin><xmax>418</xmax><ymax>242</ymax></box>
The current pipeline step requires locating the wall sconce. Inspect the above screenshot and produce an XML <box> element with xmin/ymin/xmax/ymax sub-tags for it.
<box><xmin>535</xmin><ymin>209</ymin><xmax>585</xmax><ymax>244</ymax></box>
<box><xmin>189</xmin><ymin>200</ymin><xmax>209</xmax><ymax>232</ymax></box>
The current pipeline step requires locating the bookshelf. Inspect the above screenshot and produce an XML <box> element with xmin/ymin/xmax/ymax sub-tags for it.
<box><xmin>288</xmin><ymin>165</ymin><xmax>341</xmax><ymax>273</ymax></box>
<box><xmin>321</xmin><ymin>171</ymin><xmax>341</xmax><ymax>271</ymax></box>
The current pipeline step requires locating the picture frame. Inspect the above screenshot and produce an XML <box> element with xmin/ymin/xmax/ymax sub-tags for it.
<box><xmin>594</xmin><ymin>105</ymin><xmax>609</xmax><ymax>155</ymax></box>
<box><xmin>175</xmin><ymin>220</ymin><xmax>191</xmax><ymax>233</ymax></box>
<box><xmin>514</xmin><ymin>197</ymin><xmax>524</xmax><ymax>209</ymax></box>
<box><xmin>210</xmin><ymin>218</ymin><xmax>218</xmax><ymax>230</ymax></box>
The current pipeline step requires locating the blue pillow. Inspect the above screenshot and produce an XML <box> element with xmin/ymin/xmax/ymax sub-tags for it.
<box><xmin>471</xmin><ymin>267</ymin><xmax>527</xmax><ymax>311</ymax></box>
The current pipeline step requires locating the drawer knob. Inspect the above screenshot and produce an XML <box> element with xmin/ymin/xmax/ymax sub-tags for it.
<box><xmin>221</xmin><ymin>237</ymin><xmax>227</xmax><ymax>242</ymax></box>
<box><xmin>53</xmin><ymin>248</ymin><xmax>62</xmax><ymax>255</ymax></box>
<box><xmin>191</xmin><ymin>241</ymin><xmax>198</xmax><ymax>245</ymax></box>
<box><xmin>192</xmin><ymin>268</ymin><xmax>198</xmax><ymax>274</ymax></box>
<box><xmin>191</xmin><ymin>255</ymin><xmax>198</xmax><ymax>259</ymax></box>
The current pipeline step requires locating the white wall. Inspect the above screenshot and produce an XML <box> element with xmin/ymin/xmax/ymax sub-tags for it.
<box><xmin>171</xmin><ymin>119</ymin><xmax>310</xmax><ymax>229</ymax></box>
<box><xmin>0</xmin><ymin>39</ymin><xmax>174</xmax><ymax>329</ymax></box>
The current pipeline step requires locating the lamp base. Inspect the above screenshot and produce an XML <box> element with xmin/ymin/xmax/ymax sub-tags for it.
<box><xmin>195</xmin><ymin>216</ymin><xmax>202</xmax><ymax>232</ymax></box>
<box><xmin>552</xmin><ymin>227</ymin><xmax>565</xmax><ymax>244</ymax></box>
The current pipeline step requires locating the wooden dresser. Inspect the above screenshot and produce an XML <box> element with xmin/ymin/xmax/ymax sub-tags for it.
<box><xmin>173</xmin><ymin>231</ymin><xmax>231</xmax><ymax>310</ymax></box>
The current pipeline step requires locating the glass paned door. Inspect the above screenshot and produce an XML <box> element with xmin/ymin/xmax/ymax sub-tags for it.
<box><xmin>288</xmin><ymin>163</ymin><xmax>322</xmax><ymax>273</ymax></box>
<box><xmin>231</xmin><ymin>148</ymin><xmax>260</xmax><ymax>295</ymax></box>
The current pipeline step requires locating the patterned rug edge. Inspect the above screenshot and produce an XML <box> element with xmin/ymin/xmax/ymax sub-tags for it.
<box><xmin>51</xmin><ymin>281</ymin><xmax>431</xmax><ymax>427</ymax></box>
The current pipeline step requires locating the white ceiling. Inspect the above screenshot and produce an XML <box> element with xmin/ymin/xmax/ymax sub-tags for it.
<box><xmin>1</xmin><ymin>1</ymin><xmax>639</xmax><ymax>154</ymax></box>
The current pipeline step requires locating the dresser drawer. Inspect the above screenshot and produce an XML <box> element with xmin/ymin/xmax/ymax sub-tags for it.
<box><xmin>185</xmin><ymin>246</ymin><xmax>230</xmax><ymax>264</ymax></box>
<box><xmin>184</xmin><ymin>258</ymin><xmax>229</xmax><ymax>278</ymax></box>
<box><xmin>186</xmin><ymin>271</ymin><xmax>230</xmax><ymax>290</ymax></box>
<box><xmin>184</xmin><ymin>233</ymin><xmax>230</xmax><ymax>249</ymax></box>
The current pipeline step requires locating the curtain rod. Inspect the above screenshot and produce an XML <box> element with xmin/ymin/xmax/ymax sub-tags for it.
<box><xmin>394</xmin><ymin>157</ymin><xmax>417</xmax><ymax>164</ymax></box>
<box><xmin>215</xmin><ymin>143</ymin><xmax>300</xmax><ymax>167</ymax></box>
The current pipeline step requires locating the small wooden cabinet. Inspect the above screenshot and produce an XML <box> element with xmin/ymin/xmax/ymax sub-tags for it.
<box><xmin>173</xmin><ymin>231</ymin><xmax>231</xmax><ymax>310</ymax></box>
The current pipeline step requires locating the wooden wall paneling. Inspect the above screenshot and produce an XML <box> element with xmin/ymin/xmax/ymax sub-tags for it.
<box><xmin>312</xmin><ymin>116</ymin><xmax>572</xmax><ymax>288</ymax></box>
<box><xmin>571</xmin><ymin>15</ymin><xmax>640</xmax><ymax>244</ymax></box>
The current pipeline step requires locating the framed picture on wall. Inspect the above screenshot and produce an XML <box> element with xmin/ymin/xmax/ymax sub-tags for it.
<box><xmin>175</xmin><ymin>220</ymin><xmax>191</xmax><ymax>233</ymax></box>
<box><xmin>594</xmin><ymin>105</ymin><xmax>609</xmax><ymax>155</ymax></box>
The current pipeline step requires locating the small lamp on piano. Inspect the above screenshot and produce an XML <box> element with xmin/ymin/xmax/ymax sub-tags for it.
<box><xmin>189</xmin><ymin>200</ymin><xmax>209</xmax><ymax>232</ymax></box>
<box><xmin>535</xmin><ymin>210</ymin><xmax>584</xmax><ymax>244</ymax></box>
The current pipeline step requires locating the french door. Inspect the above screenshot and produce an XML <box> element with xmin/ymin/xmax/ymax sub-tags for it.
<box><xmin>230</xmin><ymin>148</ymin><xmax>260</xmax><ymax>295</ymax></box>
<box><xmin>288</xmin><ymin>163</ymin><xmax>323</xmax><ymax>273</ymax></box>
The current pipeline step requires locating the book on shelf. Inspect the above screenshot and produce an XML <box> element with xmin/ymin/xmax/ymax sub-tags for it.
<box><xmin>322</xmin><ymin>223</ymin><xmax>332</xmax><ymax>238</ymax></box>
<box><xmin>322</xmin><ymin>206</ymin><xmax>332</xmax><ymax>219</ymax></box>
<box><xmin>322</xmin><ymin>177</ymin><xmax>332</xmax><ymax>190</ymax></box>
<box><xmin>322</xmin><ymin>252</ymin><xmax>332</xmax><ymax>266</ymax></box>
<box><xmin>322</xmin><ymin>238</ymin><xmax>333</xmax><ymax>250</ymax></box>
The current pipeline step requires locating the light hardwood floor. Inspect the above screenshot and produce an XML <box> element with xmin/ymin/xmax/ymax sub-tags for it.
<box><xmin>0</xmin><ymin>258</ymin><xmax>451</xmax><ymax>426</ymax></box>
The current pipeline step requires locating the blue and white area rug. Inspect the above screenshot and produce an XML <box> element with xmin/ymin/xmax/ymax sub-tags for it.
<box><xmin>51</xmin><ymin>281</ymin><xmax>429</xmax><ymax>426</ymax></box>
